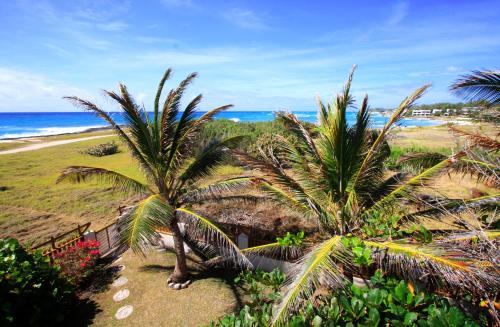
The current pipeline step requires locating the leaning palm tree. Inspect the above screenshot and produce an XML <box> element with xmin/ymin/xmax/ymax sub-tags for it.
<box><xmin>237</xmin><ymin>67</ymin><xmax>499</xmax><ymax>325</ymax></box>
<box><xmin>57</xmin><ymin>69</ymin><xmax>254</xmax><ymax>287</ymax></box>
<box><xmin>450</xmin><ymin>69</ymin><xmax>500</xmax><ymax>105</ymax></box>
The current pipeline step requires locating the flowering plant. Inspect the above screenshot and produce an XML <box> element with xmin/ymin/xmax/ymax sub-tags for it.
<box><xmin>54</xmin><ymin>239</ymin><xmax>100</xmax><ymax>285</ymax></box>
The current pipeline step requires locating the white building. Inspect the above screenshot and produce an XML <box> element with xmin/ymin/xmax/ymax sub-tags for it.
<box><xmin>412</xmin><ymin>109</ymin><xmax>432</xmax><ymax>117</ymax></box>
<box><xmin>432</xmin><ymin>109</ymin><xmax>443</xmax><ymax>115</ymax></box>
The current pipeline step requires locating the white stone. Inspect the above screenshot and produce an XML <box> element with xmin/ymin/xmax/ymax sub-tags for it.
<box><xmin>113</xmin><ymin>289</ymin><xmax>130</xmax><ymax>302</ymax></box>
<box><xmin>115</xmin><ymin>305</ymin><xmax>133</xmax><ymax>320</ymax></box>
<box><xmin>181</xmin><ymin>280</ymin><xmax>191</xmax><ymax>288</ymax></box>
<box><xmin>168</xmin><ymin>282</ymin><xmax>174</xmax><ymax>287</ymax></box>
<box><xmin>112</xmin><ymin>276</ymin><xmax>128</xmax><ymax>287</ymax></box>
<box><xmin>172</xmin><ymin>283</ymin><xmax>181</xmax><ymax>290</ymax></box>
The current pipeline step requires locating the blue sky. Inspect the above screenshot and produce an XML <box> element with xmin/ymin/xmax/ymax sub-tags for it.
<box><xmin>0</xmin><ymin>0</ymin><xmax>499</xmax><ymax>112</ymax></box>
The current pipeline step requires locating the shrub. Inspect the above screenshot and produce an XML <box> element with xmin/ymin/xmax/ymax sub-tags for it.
<box><xmin>53</xmin><ymin>240</ymin><xmax>100</xmax><ymax>286</ymax></box>
<box><xmin>209</xmin><ymin>269</ymin><xmax>484</xmax><ymax>326</ymax></box>
<box><xmin>80</xmin><ymin>141</ymin><xmax>119</xmax><ymax>156</ymax></box>
<box><xmin>0</xmin><ymin>238</ymin><xmax>77</xmax><ymax>326</ymax></box>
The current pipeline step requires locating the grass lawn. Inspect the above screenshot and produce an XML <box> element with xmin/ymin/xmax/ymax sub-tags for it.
<box><xmin>90</xmin><ymin>250</ymin><xmax>243</xmax><ymax>327</ymax></box>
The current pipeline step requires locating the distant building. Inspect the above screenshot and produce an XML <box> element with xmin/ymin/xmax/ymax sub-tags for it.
<box><xmin>462</xmin><ymin>107</ymin><xmax>479</xmax><ymax>113</ymax></box>
<box><xmin>411</xmin><ymin>109</ymin><xmax>431</xmax><ymax>117</ymax></box>
<box><xmin>444</xmin><ymin>108</ymin><xmax>457</xmax><ymax>116</ymax></box>
<box><xmin>432</xmin><ymin>109</ymin><xmax>443</xmax><ymax>115</ymax></box>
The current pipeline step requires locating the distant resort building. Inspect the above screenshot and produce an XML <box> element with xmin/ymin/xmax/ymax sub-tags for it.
<box><xmin>411</xmin><ymin>109</ymin><xmax>432</xmax><ymax>117</ymax></box>
<box><xmin>432</xmin><ymin>109</ymin><xmax>443</xmax><ymax>115</ymax></box>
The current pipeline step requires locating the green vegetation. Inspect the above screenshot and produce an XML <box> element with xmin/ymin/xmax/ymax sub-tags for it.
<box><xmin>58</xmin><ymin>68</ymin><xmax>255</xmax><ymax>284</ymax></box>
<box><xmin>236</xmin><ymin>67</ymin><xmax>499</xmax><ymax>325</ymax></box>
<box><xmin>211</xmin><ymin>269</ymin><xmax>483</xmax><ymax>327</ymax></box>
<box><xmin>80</xmin><ymin>141</ymin><xmax>119</xmax><ymax>157</ymax></box>
<box><xmin>0</xmin><ymin>238</ymin><xmax>77</xmax><ymax>326</ymax></box>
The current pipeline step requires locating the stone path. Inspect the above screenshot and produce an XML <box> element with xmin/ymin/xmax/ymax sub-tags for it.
<box><xmin>111</xmin><ymin>258</ymin><xmax>134</xmax><ymax>321</ymax></box>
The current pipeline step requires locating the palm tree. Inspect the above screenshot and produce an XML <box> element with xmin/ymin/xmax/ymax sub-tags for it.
<box><xmin>236</xmin><ymin>67</ymin><xmax>499</xmax><ymax>325</ymax></box>
<box><xmin>450</xmin><ymin>69</ymin><xmax>500</xmax><ymax>105</ymax></box>
<box><xmin>57</xmin><ymin>69</ymin><xmax>254</xmax><ymax>286</ymax></box>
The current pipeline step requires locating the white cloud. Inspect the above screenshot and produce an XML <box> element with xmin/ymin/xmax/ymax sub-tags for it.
<box><xmin>0</xmin><ymin>67</ymin><xmax>92</xmax><ymax>112</ymax></box>
<box><xmin>222</xmin><ymin>8</ymin><xmax>268</xmax><ymax>30</ymax></box>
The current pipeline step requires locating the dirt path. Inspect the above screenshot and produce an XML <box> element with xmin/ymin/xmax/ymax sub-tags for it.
<box><xmin>0</xmin><ymin>135</ymin><xmax>113</xmax><ymax>155</ymax></box>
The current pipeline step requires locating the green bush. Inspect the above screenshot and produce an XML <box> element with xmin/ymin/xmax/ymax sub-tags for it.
<box><xmin>210</xmin><ymin>269</ymin><xmax>483</xmax><ymax>326</ymax></box>
<box><xmin>80</xmin><ymin>141</ymin><xmax>119</xmax><ymax>157</ymax></box>
<box><xmin>0</xmin><ymin>238</ymin><xmax>77</xmax><ymax>326</ymax></box>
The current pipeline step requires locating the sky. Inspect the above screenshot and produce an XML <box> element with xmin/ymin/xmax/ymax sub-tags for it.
<box><xmin>0</xmin><ymin>0</ymin><xmax>499</xmax><ymax>112</ymax></box>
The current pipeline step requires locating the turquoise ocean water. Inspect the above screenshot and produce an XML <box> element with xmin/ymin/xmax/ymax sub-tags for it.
<box><xmin>0</xmin><ymin>111</ymin><xmax>443</xmax><ymax>139</ymax></box>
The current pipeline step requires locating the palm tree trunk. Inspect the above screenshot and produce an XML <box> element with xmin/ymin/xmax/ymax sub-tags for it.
<box><xmin>169</xmin><ymin>221</ymin><xmax>189</xmax><ymax>283</ymax></box>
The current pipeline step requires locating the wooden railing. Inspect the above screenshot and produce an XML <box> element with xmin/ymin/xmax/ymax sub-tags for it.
<box><xmin>31</xmin><ymin>222</ymin><xmax>91</xmax><ymax>262</ymax></box>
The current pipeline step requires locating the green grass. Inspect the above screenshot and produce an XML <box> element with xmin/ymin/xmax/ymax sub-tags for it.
<box><xmin>0</xmin><ymin>134</ymin><xmax>247</xmax><ymax>245</ymax></box>
<box><xmin>90</xmin><ymin>250</ymin><xmax>243</xmax><ymax>326</ymax></box>
<box><xmin>0</xmin><ymin>135</ymin><xmax>135</xmax><ymax>244</ymax></box>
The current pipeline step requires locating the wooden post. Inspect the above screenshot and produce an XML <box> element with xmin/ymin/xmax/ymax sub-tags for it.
<box><xmin>106</xmin><ymin>227</ymin><xmax>111</xmax><ymax>249</ymax></box>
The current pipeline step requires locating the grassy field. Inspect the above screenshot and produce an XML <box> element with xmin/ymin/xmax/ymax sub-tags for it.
<box><xmin>0</xmin><ymin>122</ymin><xmax>497</xmax><ymax>244</ymax></box>
<box><xmin>90</xmin><ymin>250</ymin><xmax>243</xmax><ymax>326</ymax></box>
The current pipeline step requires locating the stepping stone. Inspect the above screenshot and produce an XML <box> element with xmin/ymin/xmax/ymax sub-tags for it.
<box><xmin>115</xmin><ymin>305</ymin><xmax>133</xmax><ymax>320</ymax></box>
<box><xmin>113</xmin><ymin>289</ymin><xmax>130</xmax><ymax>302</ymax></box>
<box><xmin>112</xmin><ymin>276</ymin><xmax>128</xmax><ymax>287</ymax></box>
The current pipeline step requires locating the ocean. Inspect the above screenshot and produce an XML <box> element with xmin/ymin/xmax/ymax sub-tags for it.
<box><xmin>0</xmin><ymin>111</ymin><xmax>443</xmax><ymax>139</ymax></box>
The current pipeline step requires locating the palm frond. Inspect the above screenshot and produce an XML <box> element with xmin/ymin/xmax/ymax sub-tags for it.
<box><xmin>397</xmin><ymin>152</ymin><xmax>448</xmax><ymax>171</ymax></box>
<box><xmin>177</xmin><ymin>136</ymin><xmax>244</xmax><ymax>187</ymax></box>
<box><xmin>242</xmin><ymin>242</ymin><xmax>303</xmax><ymax>261</ymax></box>
<box><xmin>63</xmin><ymin>96</ymin><xmax>155</xmax><ymax>178</ymax></box>
<box><xmin>277</xmin><ymin>111</ymin><xmax>320</xmax><ymax>161</ymax></box>
<box><xmin>365</xmin><ymin>240</ymin><xmax>498</xmax><ymax>295</ymax></box>
<box><xmin>176</xmin><ymin>208</ymin><xmax>252</xmax><ymax>268</ymax></box>
<box><xmin>118</xmin><ymin>195</ymin><xmax>174</xmax><ymax>255</ymax></box>
<box><xmin>180</xmin><ymin>177</ymin><xmax>261</xmax><ymax>203</ymax></box>
<box><xmin>449</xmin><ymin>125</ymin><xmax>500</xmax><ymax>151</ymax></box>
<box><xmin>405</xmin><ymin>193</ymin><xmax>500</xmax><ymax>221</ymax></box>
<box><xmin>56</xmin><ymin>166</ymin><xmax>151</xmax><ymax>194</ymax></box>
<box><xmin>345</xmin><ymin>85</ymin><xmax>430</xmax><ymax>216</ymax></box>
<box><xmin>372</xmin><ymin>154</ymin><xmax>461</xmax><ymax>212</ymax></box>
<box><xmin>272</xmin><ymin>236</ymin><xmax>347</xmax><ymax>326</ymax></box>
<box><xmin>450</xmin><ymin>70</ymin><xmax>500</xmax><ymax>104</ymax></box>
<box><xmin>435</xmin><ymin>230</ymin><xmax>500</xmax><ymax>243</ymax></box>
<box><xmin>153</xmin><ymin>68</ymin><xmax>172</xmax><ymax>128</ymax></box>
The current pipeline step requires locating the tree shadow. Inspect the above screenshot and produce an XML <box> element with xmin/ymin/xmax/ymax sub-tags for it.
<box><xmin>69</xmin><ymin>298</ymin><xmax>102</xmax><ymax>327</ymax></box>
<box><xmin>194</xmin><ymin>267</ymin><xmax>246</xmax><ymax>311</ymax></box>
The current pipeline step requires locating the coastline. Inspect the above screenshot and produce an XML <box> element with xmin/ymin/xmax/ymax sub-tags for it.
<box><xmin>0</xmin><ymin>115</ymin><xmax>470</xmax><ymax>142</ymax></box>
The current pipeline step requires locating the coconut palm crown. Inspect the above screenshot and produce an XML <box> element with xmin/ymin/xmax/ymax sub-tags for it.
<box><xmin>58</xmin><ymin>68</ymin><xmax>254</xmax><ymax>284</ymax></box>
<box><xmin>237</xmin><ymin>67</ymin><xmax>499</xmax><ymax>325</ymax></box>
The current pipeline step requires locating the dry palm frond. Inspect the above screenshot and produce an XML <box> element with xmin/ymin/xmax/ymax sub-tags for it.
<box><xmin>57</xmin><ymin>166</ymin><xmax>152</xmax><ymax>195</ymax></box>
<box><xmin>181</xmin><ymin>177</ymin><xmax>261</xmax><ymax>203</ymax></box>
<box><xmin>450</xmin><ymin>70</ymin><xmax>500</xmax><ymax>105</ymax></box>
<box><xmin>449</xmin><ymin>125</ymin><xmax>500</xmax><ymax>151</ymax></box>
<box><xmin>242</xmin><ymin>242</ymin><xmax>303</xmax><ymax>261</ymax></box>
<box><xmin>272</xmin><ymin>236</ymin><xmax>347</xmax><ymax>326</ymax></box>
<box><xmin>366</xmin><ymin>240</ymin><xmax>499</xmax><ymax>295</ymax></box>
<box><xmin>373</xmin><ymin>154</ymin><xmax>462</xmax><ymax>212</ymax></box>
<box><xmin>176</xmin><ymin>208</ymin><xmax>252</xmax><ymax>269</ymax></box>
